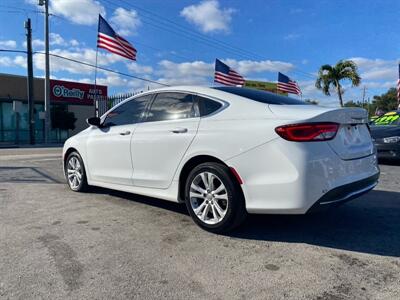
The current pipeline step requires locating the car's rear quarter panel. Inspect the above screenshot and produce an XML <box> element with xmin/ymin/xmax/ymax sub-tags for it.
<box><xmin>227</xmin><ymin>138</ymin><xmax>379</xmax><ymax>214</ymax></box>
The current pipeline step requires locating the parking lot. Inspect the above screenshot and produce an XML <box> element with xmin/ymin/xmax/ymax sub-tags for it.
<box><xmin>0</xmin><ymin>148</ymin><xmax>399</xmax><ymax>299</ymax></box>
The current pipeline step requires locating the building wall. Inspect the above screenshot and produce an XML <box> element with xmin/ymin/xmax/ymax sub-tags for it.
<box><xmin>0</xmin><ymin>73</ymin><xmax>45</xmax><ymax>102</ymax></box>
<box><xmin>0</xmin><ymin>73</ymin><xmax>99</xmax><ymax>144</ymax></box>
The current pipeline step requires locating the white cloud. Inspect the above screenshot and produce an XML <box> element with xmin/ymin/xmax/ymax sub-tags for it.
<box><xmin>96</xmin><ymin>74</ymin><xmax>129</xmax><ymax>87</ymax></box>
<box><xmin>13</xmin><ymin>56</ymin><xmax>26</xmax><ymax>68</ymax></box>
<box><xmin>155</xmin><ymin>58</ymin><xmax>296</xmax><ymax>86</ymax></box>
<box><xmin>97</xmin><ymin>74</ymin><xmax>154</xmax><ymax>92</ymax></box>
<box><xmin>156</xmin><ymin>60</ymin><xmax>212</xmax><ymax>85</ymax></box>
<box><xmin>349</xmin><ymin>57</ymin><xmax>390</xmax><ymax>69</ymax></box>
<box><xmin>50</xmin><ymin>0</ymin><xmax>105</xmax><ymax>25</ymax></box>
<box><xmin>126</xmin><ymin>62</ymin><xmax>153</xmax><ymax>74</ymax></box>
<box><xmin>50</xmin><ymin>33</ymin><xmax>65</xmax><ymax>46</ymax></box>
<box><xmin>180</xmin><ymin>0</ymin><xmax>235</xmax><ymax>33</ymax></box>
<box><xmin>26</xmin><ymin>33</ymin><xmax>81</xmax><ymax>49</ymax></box>
<box><xmin>361</xmin><ymin>81</ymin><xmax>394</xmax><ymax>89</ymax></box>
<box><xmin>31</xmin><ymin>39</ymin><xmax>44</xmax><ymax>48</ymax></box>
<box><xmin>26</xmin><ymin>47</ymin><xmax>126</xmax><ymax>74</ymax></box>
<box><xmin>349</xmin><ymin>57</ymin><xmax>397</xmax><ymax>81</ymax></box>
<box><xmin>362</xmin><ymin>68</ymin><xmax>395</xmax><ymax>81</ymax></box>
<box><xmin>0</xmin><ymin>40</ymin><xmax>17</xmax><ymax>49</ymax></box>
<box><xmin>0</xmin><ymin>56</ymin><xmax>13</xmax><ymax>67</ymax></box>
<box><xmin>110</xmin><ymin>8</ymin><xmax>141</xmax><ymax>36</ymax></box>
<box><xmin>223</xmin><ymin>59</ymin><xmax>294</xmax><ymax>75</ymax></box>
<box><xmin>158</xmin><ymin>60</ymin><xmax>213</xmax><ymax>77</ymax></box>
<box><xmin>70</xmin><ymin>39</ymin><xmax>80</xmax><ymax>47</ymax></box>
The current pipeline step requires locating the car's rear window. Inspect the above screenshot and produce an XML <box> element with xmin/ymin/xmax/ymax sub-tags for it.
<box><xmin>213</xmin><ymin>86</ymin><xmax>306</xmax><ymax>105</ymax></box>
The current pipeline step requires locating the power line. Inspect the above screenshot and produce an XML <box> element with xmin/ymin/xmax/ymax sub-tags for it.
<box><xmin>102</xmin><ymin>0</ymin><xmax>260</xmax><ymax>60</ymax></box>
<box><xmin>0</xmin><ymin>49</ymin><xmax>27</xmax><ymax>54</ymax></box>
<box><xmin>13</xmin><ymin>0</ymin><xmax>316</xmax><ymax>80</ymax></box>
<box><xmin>0</xmin><ymin>4</ymin><xmax>42</xmax><ymax>14</ymax></box>
<box><xmin>0</xmin><ymin>49</ymin><xmax>169</xmax><ymax>87</ymax></box>
<box><xmin>101</xmin><ymin>0</ymin><xmax>317</xmax><ymax>80</ymax></box>
<box><xmin>100</xmin><ymin>1</ymin><xmax>254</xmax><ymax>61</ymax></box>
<box><xmin>40</xmin><ymin>52</ymin><xmax>170</xmax><ymax>87</ymax></box>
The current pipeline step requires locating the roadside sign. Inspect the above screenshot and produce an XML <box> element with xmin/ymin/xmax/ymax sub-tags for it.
<box><xmin>50</xmin><ymin>79</ymin><xmax>108</xmax><ymax>105</ymax></box>
<box><xmin>244</xmin><ymin>80</ymin><xmax>287</xmax><ymax>95</ymax></box>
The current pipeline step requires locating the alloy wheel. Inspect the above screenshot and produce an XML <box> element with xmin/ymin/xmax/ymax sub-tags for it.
<box><xmin>189</xmin><ymin>171</ymin><xmax>229</xmax><ymax>225</ymax></box>
<box><xmin>67</xmin><ymin>156</ymin><xmax>83</xmax><ymax>190</ymax></box>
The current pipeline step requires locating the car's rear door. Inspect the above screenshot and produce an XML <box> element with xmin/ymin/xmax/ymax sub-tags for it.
<box><xmin>131</xmin><ymin>92</ymin><xmax>200</xmax><ymax>189</ymax></box>
<box><xmin>86</xmin><ymin>95</ymin><xmax>152</xmax><ymax>185</ymax></box>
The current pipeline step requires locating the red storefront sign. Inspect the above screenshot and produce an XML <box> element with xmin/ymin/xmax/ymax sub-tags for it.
<box><xmin>50</xmin><ymin>79</ymin><xmax>107</xmax><ymax>105</ymax></box>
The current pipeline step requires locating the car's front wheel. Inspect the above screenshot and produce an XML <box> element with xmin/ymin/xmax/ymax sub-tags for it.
<box><xmin>185</xmin><ymin>162</ymin><xmax>247</xmax><ymax>233</ymax></box>
<box><xmin>65</xmin><ymin>151</ymin><xmax>88</xmax><ymax>192</ymax></box>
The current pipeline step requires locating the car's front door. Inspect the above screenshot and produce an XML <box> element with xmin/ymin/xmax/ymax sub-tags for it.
<box><xmin>86</xmin><ymin>95</ymin><xmax>152</xmax><ymax>185</ymax></box>
<box><xmin>131</xmin><ymin>92</ymin><xmax>200</xmax><ymax>189</ymax></box>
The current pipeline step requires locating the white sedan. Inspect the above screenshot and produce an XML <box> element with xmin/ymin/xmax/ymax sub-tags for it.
<box><xmin>63</xmin><ymin>86</ymin><xmax>380</xmax><ymax>232</ymax></box>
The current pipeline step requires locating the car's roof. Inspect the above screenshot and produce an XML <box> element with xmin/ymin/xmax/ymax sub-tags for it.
<box><xmin>135</xmin><ymin>85</ymin><xmax>304</xmax><ymax>106</ymax></box>
<box><xmin>136</xmin><ymin>85</ymin><xmax>222</xmax><ymax>97</ymax></box>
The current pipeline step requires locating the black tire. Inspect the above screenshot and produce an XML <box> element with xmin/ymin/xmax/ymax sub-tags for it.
<box><xmin>65</xmin><ymin>151</ymin><xmax>89</xmax><ymax>192</ymax></box>
<box><xmin>184</xmin><ymin>162</ymin><xmax>247</xmax><ymax>233</ymax></box>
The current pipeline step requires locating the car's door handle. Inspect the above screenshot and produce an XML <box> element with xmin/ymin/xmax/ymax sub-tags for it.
<box><xmin>119</xmin><ymin>131</ymin><xmax>131</xmax><ymax>136</ymax></box>
<box><xmin>171</xmin><ymin>128</ymin><xmax>188</xmax><ymax>134</ymax></box>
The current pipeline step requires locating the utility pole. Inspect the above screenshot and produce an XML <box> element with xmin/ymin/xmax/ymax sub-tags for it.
<box><xmin>362</xmin><ymin>86</ymin><xmax>366</xmax><ymax>110</ymax></box>
<box><xmin>25</xmin><ymin>18</ymin><xmax>35</xmax><ymax>145</ymax></box>
<box><xmin>39</xmin><ymin>0</ymin><xmax>51</xmax><ymax>143</ymax></box>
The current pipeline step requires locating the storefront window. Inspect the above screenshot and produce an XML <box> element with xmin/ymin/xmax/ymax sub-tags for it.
<box><xmin>0</xmin><ymin>101</ymin><xmax>69</xmax><ymax>144</ymax></box>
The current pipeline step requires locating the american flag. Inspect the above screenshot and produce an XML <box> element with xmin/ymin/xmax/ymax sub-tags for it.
<box><xmin>277</xmin><ymin>72</ymin><xmax>301</xmax><ymax>95</ymax></box>
<box><xmin>97</xmin><ymin>15</ymin><xmax>137</xmax><ymax>61</ymax></box>
<box><xmin>214</xmin><ymin>59</ymin><xmax>245</xmax><ymax>86</ymax></box>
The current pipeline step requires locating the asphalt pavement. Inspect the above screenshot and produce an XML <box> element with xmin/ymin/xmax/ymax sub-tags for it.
<box><xmin>0</xmin><ymin>148</ymin><xmax>399</xmax><ymax>299</ymax></box>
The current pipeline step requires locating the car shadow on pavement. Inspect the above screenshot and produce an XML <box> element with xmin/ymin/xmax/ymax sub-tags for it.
<box><xmin>89</xmin><ymin>187</ymin><xmax>189</xmax><ymax>215</ymax></box>
<box><xmin>90</xmin><ymin>187</ymin><xmax>399</xmax><ymax>257</ymax></box>
<box><xmin>231</xmin><ymin>190</ymin><xmax>400</xmax><ymax>257</ymax></box>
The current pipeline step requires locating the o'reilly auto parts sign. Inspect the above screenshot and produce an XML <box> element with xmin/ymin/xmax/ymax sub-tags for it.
<box><xmin>50</xmin><ymin>79</ymin><xmax>107</xmax><ymax>105</ymax></box>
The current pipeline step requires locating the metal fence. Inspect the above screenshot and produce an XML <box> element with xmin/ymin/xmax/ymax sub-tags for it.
<box><xmin>97</xmin><ymin>92</ymin><xmax>137</xmax><ymax>116</ymax></box>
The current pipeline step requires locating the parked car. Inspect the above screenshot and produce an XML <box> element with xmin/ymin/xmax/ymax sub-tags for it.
<box><xmin>370</xmin><ymin>111</ymin><xmax>400</xmax><ymax>160</ymax></box>
<box><xmin>63</xmin><ymin>86</ymin><xmax>380</xmax><ymax>232</ymax></box>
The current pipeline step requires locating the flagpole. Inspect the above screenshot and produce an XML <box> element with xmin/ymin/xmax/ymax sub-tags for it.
<box><xmin>94</xmin><ymin>46</ymin><xmax>99</xmax><ymax>117</ymax></box>
<box><xmin>94</xmin><ymin>15</ymin><xmax>100</xmax><ymax>117</ymax></box>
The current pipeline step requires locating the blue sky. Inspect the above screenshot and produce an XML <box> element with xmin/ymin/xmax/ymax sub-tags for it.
<box><xmin>1</xmin><ymin>0</ymin><xmax>400</xmax><ymax>106</ymax></box>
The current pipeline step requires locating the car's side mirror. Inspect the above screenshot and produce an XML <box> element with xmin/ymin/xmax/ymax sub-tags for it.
<box><xmin>86</xmin><ymin>117</ymin><xmax>102</xmax><ymax>127</ymax></box>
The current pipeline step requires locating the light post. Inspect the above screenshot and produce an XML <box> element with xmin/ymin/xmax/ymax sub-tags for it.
<box><xmin>38</xmin><ymin>0</ymin><xmax>51</xmax><ymax>143</ymax></box>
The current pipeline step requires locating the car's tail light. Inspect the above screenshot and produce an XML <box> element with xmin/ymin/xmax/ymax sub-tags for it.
<box><xmin>275</xmin><ymin>122</ymin><xmax>339</xmax><ymax>142</ymax></box>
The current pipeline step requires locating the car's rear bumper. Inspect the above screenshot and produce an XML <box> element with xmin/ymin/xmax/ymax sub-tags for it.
<box><xmin>306</xmin><ymin>172</ymin><xmax>379</xmax><ymax>213</ymax></box>
<box><xmin>375</xmin><ymin>143</ymin><xmax>400</xmax><ymax>159</ymax></box>
<box><xmin>226</xmin><ymin>138</ymin><xmax>380</xmax><ymax>215</ymax></box>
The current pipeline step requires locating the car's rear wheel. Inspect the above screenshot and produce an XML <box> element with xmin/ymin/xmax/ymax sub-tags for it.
<box><xmin>185</xmin><ymin>162</ymin><xmax>247</xmax><ymax>233</ymax></box>
<box><xmin>65</xmin><ymin>151</ymin><xmax>88</xmax><ymax>192</ymax></box>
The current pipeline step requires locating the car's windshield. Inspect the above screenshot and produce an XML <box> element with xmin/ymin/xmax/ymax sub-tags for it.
<box><xmin>213</xmin><ymin>87</ymin><xmax>306</xmax><ymax>105</ymax></box>
<box><xmin>372</xmin><ymin>111</ymin><xmax>400</xmax><ymax>126</ymax></box>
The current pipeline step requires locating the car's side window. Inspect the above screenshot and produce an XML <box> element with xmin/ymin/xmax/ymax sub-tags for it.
<box><xmin>103</xmin><ymin>95</ymin><xmax>152</xmax><ymax>127</ymax></box>
<box><xmin>196</xmin><ymin>96</ymin><xmax>223</xmax><ymax>117</ymax></box>
<box><xmin>145</xmin><ymin>93</ymin><xmax>195</xmax><ymax>122</ymax></box>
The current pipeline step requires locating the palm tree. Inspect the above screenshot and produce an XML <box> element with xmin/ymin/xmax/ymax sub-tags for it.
<box><xmin>315</xmin><ymin>60</ymin><xmax>361</xmax><ymax>107</ymax></box>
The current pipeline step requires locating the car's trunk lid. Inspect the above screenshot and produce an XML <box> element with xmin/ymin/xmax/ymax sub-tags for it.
<box><xmin>269</xmin><ymin>105</ymin><xmax>374</xmax><ymax>160</ymax></box>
